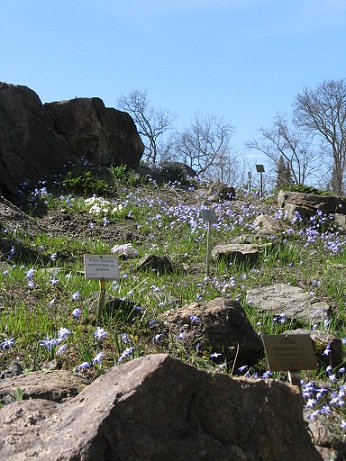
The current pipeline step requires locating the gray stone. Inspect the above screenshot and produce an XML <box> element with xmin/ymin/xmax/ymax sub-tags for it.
<box><xmin>334</xmin><ymin>213</ymin><xmax>346</xmax><ymax>231</ymax></box>
<box><xmin>252</xmin><ymin>214</ymin><xmax>285</xmax><ymax>235</ymax></box>
<box><xmin>246</xmin><ymin>283</ymin><xmax>330</xmax><ymax>324</ymax></box>
<box><xmin>278</xmin><ymin>190</ymin><xmax>346</xmax><ymax>216</ymax></box>
<box><xmin>45</xmin><ymin>97</ymin><xmax>144</xmax><ymax>167</ymax></box>
<box><xmin>208</xmin><ymin>179</ymin><xmax>236</xmax><ymax>201</ymax></box>
<box><xmin>0</xmin><ymin>354</ymin><xmax>322</xmax><ymax>461</ymax></box>
<box><xmin>0</xmin><ymin>82</ymin><xmax>144</xmax><ymax>202</ymax></box>
<box><xmin>212</xmin><ymin>243</ymin><xmax>262</xmax><ymax>264</ymax></box>
<box><xmin>0</xmin><ymin>369</ymin><xmax>89</xmax><ymax>404</ymax></box>
<box><xmin>0</xmin><ymin>362</ymin><xmax>23</xmax><ymax>380</ymax></box>
<box><xmin>159</xmin><ymin>297</ymin><xmax>264</xmax><ymax>366</ymax></box>
<box><xmin>136</xmin><ymin>254</ymin><xmax>173</xmax><ymax>273</ymax></box>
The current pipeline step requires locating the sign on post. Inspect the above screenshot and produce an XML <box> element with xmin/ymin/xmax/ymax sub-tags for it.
<box><xmin>84</xmin><ymin>255</ymin><xmax>119</xmax><ymax>324</ymax></box>
<box><xmin>262</xmin><ymin>334</ymin><xmax>317</xmax><ymax>391</ymax></box>
<box><xmin>84</xmin><ymin>255</ymin><xmax>119</xmax><ymax>280</ymax></box>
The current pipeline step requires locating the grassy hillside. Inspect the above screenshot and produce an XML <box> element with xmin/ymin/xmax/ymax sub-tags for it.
<box><xmin>1</xmin><ymin>165</ymin><xmax>346</xmax><ymax>427</ymax></box>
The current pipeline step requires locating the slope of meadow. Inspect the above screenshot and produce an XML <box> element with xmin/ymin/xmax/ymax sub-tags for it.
<box><xmin>1</xmin><ymin>166</ymin><xmax>346</xmax><ymax>433</ymax></box>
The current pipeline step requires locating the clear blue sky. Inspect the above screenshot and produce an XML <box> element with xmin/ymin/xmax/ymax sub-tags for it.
<box><xmin>1</xmin><ymin>0</ymin><xmax>345</xmax><ymax>169</ymax></box>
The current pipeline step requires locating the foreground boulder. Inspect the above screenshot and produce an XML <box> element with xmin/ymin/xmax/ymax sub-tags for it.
<box><xmin>0</xmin><ymin>354</ymin><xmax>322</xmax><ymax>461</ymax></box>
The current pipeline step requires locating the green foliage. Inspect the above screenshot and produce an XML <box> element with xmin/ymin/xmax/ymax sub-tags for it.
<box><xmin>62</xmin><ymin>171</ymin><xmax>109</xmax><ymax>195</ymax></box>
<box><xmin>160</xmin><ymin>163</ymin><xmax>188</xmax><ymax>184</ymax></box>
<box><xmin>283</xmin><ymin>184</ymin><xmax>330</xmax><ymax>195</ymax></box>
<box><xmin>108</xmin><ymin>165</ymin><xmax>139</xmax><ymax>186</ymax></box>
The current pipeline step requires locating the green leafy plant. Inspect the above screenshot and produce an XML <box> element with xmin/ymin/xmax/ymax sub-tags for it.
<box><xmin>283</xmin><ymin>184</ymin><xmax>331</xmax><ymax>195</ymax></box>
<box><xmin>109</xmin><ymin>165</ymin><xmax>139</xmax><ymax>186</ymax></box>
<box><xmin>62</xmin><ymin>171</ymin><xmax>109</xmax><ymax>195</ymax></box>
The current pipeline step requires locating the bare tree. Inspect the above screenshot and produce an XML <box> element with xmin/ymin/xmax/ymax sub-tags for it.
<box><xmin>117</xmin><ymin>90</ymin><xmax>176</xmax><ymax>164</ymax></box>
<box><xmin>246</xmin><ymin>113</ymin><xmax>317</xmax><ymax>186</ymax></box>
<box><xmin>169</xmin><ymin>113</ymin><xmax>235</xmax><ymax>181</ymax></box>
<box><xmin>293</xmin><ymin>79</ymin><xmax>346</xmax><ymax>195</ymax></box>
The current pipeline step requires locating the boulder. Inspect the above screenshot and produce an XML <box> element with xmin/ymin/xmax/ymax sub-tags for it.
<box><xmin>159</xmin><ymin>297</ymin><xmax>264</xmax><ymax>366</ymax></box>
<box><xmin>252</xmin><ymin>214</ymin><xmax>285</xmax><ymax>235</ymax></box>
<box><xmin>208</xmin><ymin>179</ymin><xmax>236</xmax><ymax>201</ymax></box>
<box><xmin>212</xmin><ymin>243</ymin><xmax>262</xmax><ymax>264</ymax></box>
<box><xmin>136</xmin><ymin>254</ymin><xmax>173</xmax><ymax>273</ymax></box>
<box><xmin>246</xmin><ymin>283</ymin><xmax>330</xmax><ymax>325</ymax></box>
<box><xmin>0</xmin><ymin>82</ymin><xmax>144</xmax><ymax>201</ymax></box>
<box><xmin>0</xmin><ymin>354</ymin><xmax>322</xmax><ymax>461</ymax></box>
<box><xmin>278</xmin><ymin>190</ymin><xmax>346</xmax><ymax>217</ymax></box>
<box><xmin>0</xmin><ymin>82</ymin><xmax>73</xmax><ymax>200</ymax></box>
<box><xmin>45</xmin><ymin>97</ymin><xmax>144</xmax><ymax>166</ymax></box>
<box><xmin>160</xmin><ymin>161</ymin><xmax>197</xmax><ymax>178</ymax></box>
<box><xmin>0</xmin><ymin>369</ymin><xmax>89</xmax><ymax>405</ymax></box>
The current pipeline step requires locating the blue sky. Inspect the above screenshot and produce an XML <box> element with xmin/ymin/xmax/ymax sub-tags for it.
<box><xmin>1</xmin><ymin>0</ymin><xmax>345</xmax><ymax>169</ymax></box>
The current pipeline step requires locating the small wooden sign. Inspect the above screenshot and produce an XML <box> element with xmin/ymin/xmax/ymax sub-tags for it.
<box><xmin>84</xmin><ymin>255</ymin><xmax>119</xmax><ymax>280</ymax></box>
<box><xmin>202</xmin><ymin>209</ymin><xmax>217</xmax><ymax>224</ymax></box>
<box><xmin>262</xmin><ymin>334</ymin><xmax>317</xmax><ymax>372</ymax></box>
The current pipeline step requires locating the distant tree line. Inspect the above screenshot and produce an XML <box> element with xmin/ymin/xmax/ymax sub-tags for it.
<box><xmin>118</xmin><ymin>78</ymin><xmax>346</xmax><ymax>194</ymax></box>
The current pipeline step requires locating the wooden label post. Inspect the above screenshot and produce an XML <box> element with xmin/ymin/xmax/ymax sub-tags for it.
<box><xmin>202</xmin><ymin>209</ymin><xmax>217</xmax><ymax>277</ymax></box>
<box><xmin>262</xmin><ymin>334</ymin><xmax>317</xmax><ymax>392</ymax></box>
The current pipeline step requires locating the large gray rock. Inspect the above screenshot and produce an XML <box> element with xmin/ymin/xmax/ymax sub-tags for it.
<box><xmin>0</xmin><ymin>369</ymin><xmax>89</xmax><ymax>405</ymax></box>
<box><xmin>45</xmin><ymin>97</ymin><xmax>144</xmax><ymax>166</ymax></box>
<box><xmin>0</xmin><ymin>354</ymin><xmax>322</xmax><ymax>461</ymax></box>
<box><xmin>212</xmin><ymin>243</ymin><xmax>262</xmax><ymax>264</ymax></box>
<box><xmin>0</xmin><ymin>82</ymin><xmax>73</xmax><ymax>200</ymax></box>
<box><xmin>246</xmin><ymin>283</ymin><xmax>330</xmax><ymax>324</ymax></box>
<box><xmin>159</xmin><ymin>297</ymin><xmax>264</xmax><ymax>366</ymax></box>
<box><xmin>0</xmin><ymin>82</ymin><xmax>144</xmax><ymax>201</ymax></box>
<box><xmin>278</xmin><ymin>190</ymin><xmax>346</xmax><ymax>217</ymax></box>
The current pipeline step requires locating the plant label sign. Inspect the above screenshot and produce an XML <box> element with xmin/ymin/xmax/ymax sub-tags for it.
<box><xmin>202</xmin><ymin>209</ymin><xmax>217</xmax><ymax>224</ymax></box>
<box><xmin>262</xmin><ymin>334</ymin><xmax>317</xmax><ymax>372</ymax></box>
<box><xmin>84</xmin><ymin>255</ymin><xmax>119</xmax><ymax>281</ymax></box>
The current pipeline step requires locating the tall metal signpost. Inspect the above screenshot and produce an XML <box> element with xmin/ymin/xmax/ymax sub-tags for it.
<box><xmin>256</xmin><ymin>164</ymin><xmax>265</xmax><ymax>199</ymax></box>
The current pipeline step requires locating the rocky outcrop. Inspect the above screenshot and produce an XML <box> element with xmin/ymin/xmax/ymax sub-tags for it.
<box><xmin>45</xmin><ymin>97</ymin><xmax>144</xmax><ymax>166</ymax></box>
<box><xmin>278</xmin><ymin>190</ymin><xmax>346</xmax><ymax>220</ymax></box>
<box><xmin>0</xmin><ymin>354</ymin><xmax>322</xmax><ymax>461</ymax></box>
<box><xmin>0</xmin><ymin>82</ymin><xmax>73</xmax><ymax>200</ymax></box>
<box><xmin>0</xmin><ymin>82</ymin><xmax>144</xmax><ymax>201</ymax></box>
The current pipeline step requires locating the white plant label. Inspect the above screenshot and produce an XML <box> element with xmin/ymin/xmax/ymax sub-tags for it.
<box><xmin>84</xmin><ymin>255</ymin><xmax>119</xmax><ymax>280</ymax></box>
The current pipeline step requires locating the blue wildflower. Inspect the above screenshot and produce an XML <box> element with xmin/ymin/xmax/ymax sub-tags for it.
<box><xmin>92</xmin><ymin>352</ymin><xmax>105</xmax><ymax>365</ymax></box>
<box><xmin>94</xmin><ymin>327</ymin><xmax>108</xmax><ymax>340</ymax></box>
<box><xmin>0</xmin><ymin>338</ymin><xmax>15</xmax><ymax>350</ymax></box>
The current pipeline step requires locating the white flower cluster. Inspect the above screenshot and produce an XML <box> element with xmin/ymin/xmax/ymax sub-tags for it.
<box><xmin>85</xmin><ymin>196</ymin><xmax>124</xmax><ymax>216</ymax></box>
<box><xmin>111</xmin><ymin>243</ymin><xmax>139</xmax><ymax>258</ymax></box>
